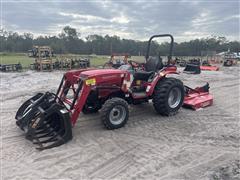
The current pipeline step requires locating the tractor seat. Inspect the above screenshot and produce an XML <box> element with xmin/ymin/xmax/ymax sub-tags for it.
<box><xmin>133</xmin><ymin>56</ymin><xmax>163</xmax><ymax>81</ymax></box>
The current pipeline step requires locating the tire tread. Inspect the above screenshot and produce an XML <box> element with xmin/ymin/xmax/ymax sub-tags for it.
<box><xmin>153</xmin><ymin>77</ymin><xmax>184</xmax><ymax>116</ymax></box>
<box><xmin>100</xmin><ymin>97</ymin><xmax>129</xmax><ymax>129</ymax></box>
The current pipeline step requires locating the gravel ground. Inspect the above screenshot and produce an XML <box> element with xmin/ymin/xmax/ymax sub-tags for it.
<box><xmin>1</xmin><ymin>66</ymin><xmax>240</xmax><ymax>180</ymax></box>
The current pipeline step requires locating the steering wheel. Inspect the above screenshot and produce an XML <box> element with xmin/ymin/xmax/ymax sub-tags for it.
<box><xmin>128</xmin><ymin>60</ymin><xmax>144</xmax><ymax>70</ymax></box>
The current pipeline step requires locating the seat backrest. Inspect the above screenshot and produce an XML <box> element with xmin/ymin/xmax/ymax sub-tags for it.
<box><xmin>145</xmin><ymin>56</ymin><xmax>163</xmax><ymax>72</ymax></box>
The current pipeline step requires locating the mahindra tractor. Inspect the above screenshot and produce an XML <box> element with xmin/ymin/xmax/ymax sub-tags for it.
<box><xmin>15</xmin><ymin>34</ymin><xmax>213</xmax><ymax>150</ymax></box>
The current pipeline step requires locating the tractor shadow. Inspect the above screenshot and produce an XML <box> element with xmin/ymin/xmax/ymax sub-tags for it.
<box><xmin>75</xmin><ymin>102</ymin><xmax>167</xmax><ymax>131</ymax></box>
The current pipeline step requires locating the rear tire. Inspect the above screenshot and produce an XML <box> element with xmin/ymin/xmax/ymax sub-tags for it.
<box><xmin>153</xmin><ymin>77</ymin><xmax>184</xmax><ymax>116</ymax></box>
<box><xmin>100</xmin><ymin>98</ymin><xmax>129</xmax><ymax>130</ymax></box>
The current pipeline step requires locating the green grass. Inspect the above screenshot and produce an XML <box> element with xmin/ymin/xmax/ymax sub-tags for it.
<box><xmin>0</xmin><ymin>53</ymin><xmax>110</xmax><ymax>68</ymax></box>
<box><xmin>90</xmin><ymin>56</ymin><xmax>108</xmax><ymax>67</ymax></box>
<box><xmin>0</xmin><ymin>53</ymin><xmax>146</xmax><ymax>68</ymax></box>
<box><xmin>0</xmin><ymin>53</ymin><xmax>33</xmax><ymax>68</ymax></box>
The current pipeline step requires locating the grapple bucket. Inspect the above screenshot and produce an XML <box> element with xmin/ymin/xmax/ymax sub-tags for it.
<box><xmin>183</xmin><ymin>64</ymin><xmax>201</xmax><ymax>74</ymax></box>
<box><xmin>15</xmin><ymin>92</ymin><xmax>72</xmax><ymax>150</ymax></box>
<box><xmin>183</xmin><ymin>83</ymin><xmax>213</xmax><ymax>110</ymax></box>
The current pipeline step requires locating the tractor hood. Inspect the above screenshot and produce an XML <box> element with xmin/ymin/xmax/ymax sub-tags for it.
<box><xmin>80</xmin><ymin>69</ymin><xmax>126</xmax><ymax>78</ymax></box>
<box><xmin>80</xmin><ymin>69</ymin><xmax>128</xmax><ymax>85</ymax></box>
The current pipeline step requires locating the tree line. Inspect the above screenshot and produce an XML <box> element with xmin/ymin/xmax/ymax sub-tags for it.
<box><xmin>0</xmin><ymin>26</ymin><xmax>239</xmax><ymax>56</ymax></box>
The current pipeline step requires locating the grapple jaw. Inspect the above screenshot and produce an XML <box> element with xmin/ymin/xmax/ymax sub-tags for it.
<box><xmin>15</xmin><ymin>92</ymin><xmax>72</xmax><ymax>150</ymax></box>
<box><xmin>183</xmin><ymin>83</ymin><xmax>213</xmax><ymax>110</ymax></box>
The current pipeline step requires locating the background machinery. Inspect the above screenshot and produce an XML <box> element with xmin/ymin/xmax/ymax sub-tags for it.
<box><xmin>29</xmin><ymin>46</ymin><xmax>54</xmax><ymax>71</ymax></box>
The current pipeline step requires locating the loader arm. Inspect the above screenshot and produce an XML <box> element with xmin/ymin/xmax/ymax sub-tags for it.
<box><xmin>56</xmin><ymin>74</ymin><xmax>93</xmax><ymax>126</ymax></box>
<box><xmin>70</xmin><ymin>83</ymin><xmax>91</xmax><ymax>125</ymax></box>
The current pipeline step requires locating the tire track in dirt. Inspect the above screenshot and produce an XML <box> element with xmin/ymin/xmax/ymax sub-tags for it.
<box><xmin>88</xmin><ymin>146</ymin><xmax>137</xmax><ymax>179</ymax></box>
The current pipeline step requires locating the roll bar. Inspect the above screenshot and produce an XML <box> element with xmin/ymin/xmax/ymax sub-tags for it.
<box><xmin>145</xmin><ymin>34</ymin><xmax>174</xmax><ymax>65</ymax></box>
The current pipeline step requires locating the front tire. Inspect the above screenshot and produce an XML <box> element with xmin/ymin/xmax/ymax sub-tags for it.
<box><xmin>153</xmin><ymin>77</ymin><xmax>184</xmax><ymax>116</ymax></box>
<box><xmin>100</xmin><ymin>98</ymin><xmax>129</xmax><ymax>130</ymax></box>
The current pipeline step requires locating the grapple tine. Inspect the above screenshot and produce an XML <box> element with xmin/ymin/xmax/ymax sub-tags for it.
<box><xmin>36</xmin><ymin>138</ymin><xmax>66</xmax><ymax>150</ymax></box>
<box><xmin>35</xmin><ymin>125</ymin><xmax>52</xmax><ymax>134</ymax></box>
<box><xmin>35</xmin><ymin>120</ymin><xmax>58</xmax><ymax>133</ymax></box>
<box><xmin>33</xmin><ymin>133</ymin><xmax>68</xmax><ymax>150</ymax></box>
<box><xmin>35</xmin><ymin>127</ymin><xmax>65</xmax><ymax>142</ymax></box>
<box><xmin>35</xmin><ymin>128</ymin><xmax>56</xmax><ymax>138</ymax></box>
<box><xmin>33</xmin><ymin>134</ymin><xmax>58</xmax><ymax>144</ymax></box>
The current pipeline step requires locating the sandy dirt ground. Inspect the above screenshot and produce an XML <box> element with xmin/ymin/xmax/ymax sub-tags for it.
<box><xmin>1</xmin><ymin>67</ymin><xmax>240</xmax><ymax>180</ymax></box>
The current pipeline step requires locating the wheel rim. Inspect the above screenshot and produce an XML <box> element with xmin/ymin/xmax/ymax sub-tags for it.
<box><xmin>109</xmin><ymin>105</ymin><xmax>126</xmax><ymax>125</ymax></box>
<box><xmin>168</xmin><ymin>87</ymin><xmax>182</xmax><ymax>108</ymax></box>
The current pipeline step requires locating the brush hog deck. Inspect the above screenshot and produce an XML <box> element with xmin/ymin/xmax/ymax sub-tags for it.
<box><xmin>15</xmin><ymin>92</ymin><xmax>72</xmax><ymax>150</ymax></box>
<box><xmin>183</xmin><ymin>83</ymin><xmax>213</xmax><ymax>110</ymax></box>
<box><xmin>200</xmin><ymin>66</ymin><xmax>219</xmax><ymax>71</ymax></box>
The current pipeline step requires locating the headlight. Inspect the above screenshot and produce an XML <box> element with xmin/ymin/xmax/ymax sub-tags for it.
<box><xmin>159</xmin><ymin>72</ymin><xmax>165</xmax><ymax>76</ymax></box>
<box><xmin>146</xmin><ymin>85</ymin><xmax>151</xmax><ymax>92</ymax></box>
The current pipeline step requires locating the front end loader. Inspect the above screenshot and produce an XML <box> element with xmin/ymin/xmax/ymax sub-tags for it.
<box><xmin>15</xmin><ymin>34</ymin><xmax>213</xmax><ymax>150</ymax></box>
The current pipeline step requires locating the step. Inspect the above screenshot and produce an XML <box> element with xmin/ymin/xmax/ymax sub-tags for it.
<box><xmin>132</xmin><ymin>92</ymin><xmax>147</xmax><ymax>98</ymax></box>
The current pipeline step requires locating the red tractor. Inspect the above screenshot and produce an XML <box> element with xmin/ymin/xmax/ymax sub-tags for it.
<box><xmin>15</xmin><ymin>34</ymin><xmax>213</xmax><ymax>150</ymax></box>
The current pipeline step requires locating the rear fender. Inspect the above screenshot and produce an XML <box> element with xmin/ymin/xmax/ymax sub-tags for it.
<box><xmin>146</xmin><ymin>68</ymin><xmax>179</xmax><ymax>96</ymax></box>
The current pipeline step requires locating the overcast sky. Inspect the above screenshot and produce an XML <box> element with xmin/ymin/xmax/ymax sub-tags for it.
<box><xmin>1</xmin><ymin>0</ymin><xmax>240</xmax><ymax>42</ymax></box>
